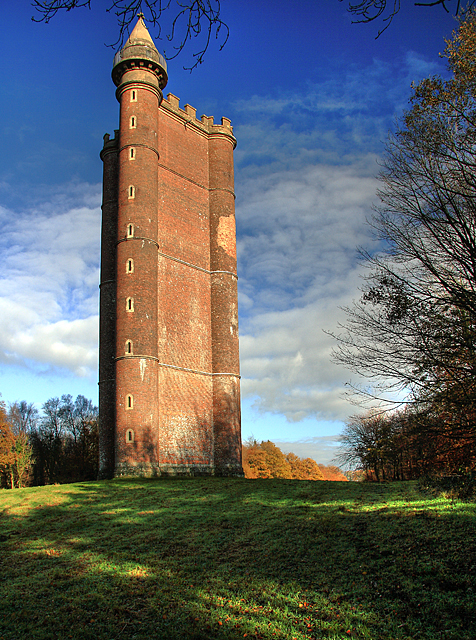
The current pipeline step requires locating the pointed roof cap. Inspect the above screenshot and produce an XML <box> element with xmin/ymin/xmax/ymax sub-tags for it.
<box><xmin>124</xmin><ymin>14</ymin><xmax>156</xmax><ymax>48</ymax></box>
<box><xmin>112</xmin><ymin>14</ymin><xmax>167</xmax><ymax>89</ymax></box>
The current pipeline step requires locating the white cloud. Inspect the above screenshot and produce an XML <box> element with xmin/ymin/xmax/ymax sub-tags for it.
<box><xmin>275</xmin><ymin>436</ymin><xmax>342</xmax><ymax>467</ymax></box>
<box><xmin>232</xmin><ymin>53</ymin><xmax>445</xmax><ymax>177</ymax></box>
<box><xmin>0</xmin><ymin>52</ymin><xmax>440</xmax><ymax>419</ymax></box>
<box><xmin>236</xmin><ymin>157</ymin><xmax>380</xmax><ymax>424</ymax></box>
<box><xmin>0</xmin><ymin>184</ymin><xmax>101</xmax><ymax>377</ymax></box>
<box><xmin>230</xmin><ymin>53</ymin><xmax>442</xmax><ymax>427</ymax></box>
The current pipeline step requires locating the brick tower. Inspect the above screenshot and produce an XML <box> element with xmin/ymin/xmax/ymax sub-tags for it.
<box><xmin>98</xmin><ymin>16</ymin><xmax>242</xmax><ymax>478</ymax></box>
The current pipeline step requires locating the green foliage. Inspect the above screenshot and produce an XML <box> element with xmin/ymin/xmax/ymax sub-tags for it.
<box><xmin>420</xmin><ymin>470</ymin><xmax>476</xmax><ymax>501</ymax></box>
<box><xmin>1</xmin><ymin>478</ymin><xmax>475</xmax><ymax>639</ymax></box>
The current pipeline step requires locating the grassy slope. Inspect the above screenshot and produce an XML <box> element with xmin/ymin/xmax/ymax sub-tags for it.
<box><xmin>1</xmin><ymin>478</ymin><xmax>475</xmax><ymax>640</ymax></box>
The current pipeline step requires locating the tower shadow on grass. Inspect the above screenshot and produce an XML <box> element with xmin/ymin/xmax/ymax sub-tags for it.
<box><xmin>1</xmin><ymin>479</ymin><xmax>475</xmax><ymax>639</ymax></box>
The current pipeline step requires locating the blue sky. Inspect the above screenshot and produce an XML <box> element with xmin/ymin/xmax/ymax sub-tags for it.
<box><xmin>0</xmin><ymin>0</ymin><xmax>457</xmax><ymax>464</ymax></box>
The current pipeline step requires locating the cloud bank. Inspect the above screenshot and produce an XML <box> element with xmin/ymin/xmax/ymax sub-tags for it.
<box><xmin>0</xmin><ymin>184</ymin><xmax>101</xmax><ymax>378</ymax></box>
<box><xmin>232</xmin><ymin>53</ymin><xmax>443</xmax><ymax>425</ymax></box>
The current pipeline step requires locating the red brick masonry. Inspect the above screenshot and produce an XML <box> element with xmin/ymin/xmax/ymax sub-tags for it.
<box><xmin>98</xmin><ymin>19</ymin><xmax>242</xmax><ymax>478</ymax></box>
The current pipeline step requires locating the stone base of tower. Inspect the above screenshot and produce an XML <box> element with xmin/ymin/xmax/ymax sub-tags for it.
<box><xmin>113</xmin><ymin>462</ymin><xmax>244</xmax><ymax>478</ymax></box>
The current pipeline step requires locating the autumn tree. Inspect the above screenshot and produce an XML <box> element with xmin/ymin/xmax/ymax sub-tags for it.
<box><xmin>0</xmin><ymin>407</ymin><xmax>16</xmax><ymax>489</ymax></box>
<box><xmin>0</xmin><ymin>402</ymin><xmax>33</xmax><ymax>489</ymax></box>
<box><xmin>286</xmin><ymin>453</ymin><xmax>324</xmax><ymax>481</ymax></box>
<box><xmin>242</xmin><ymin>439</ymin><xmax>346</xmax><ymax>481</ymax></box>
<box><xmin>7</xmin><ymin>401</ymin><xmax>36</xmax><ymax>488</ymax></box>
<box><xmin>243</xmin><ymin>439</ymin><xmax>293</xmax><ymax>479</ymax></box>
<box><xmin>333</xmin><ymin>13</ymin><xmax>476</xmax><ymax>461</ymax></box>
<box><xmin>242</xmin><ymin>437</ymin><xmax>273</xmax><ymax>479</ymax></box>
<box><xmin>318</xmin><ymin>464</ymin><xmax>348</xmax><ymax>482</ymax></box>
<box><xmin>259</xmin><ymin>441</ymin><xmax>293</xmax><ymax>479</ymax></box>
<box><xmin>285</xmin><ymin>452</ymin><xmax>306</xmax><ymax>480</ymax></box>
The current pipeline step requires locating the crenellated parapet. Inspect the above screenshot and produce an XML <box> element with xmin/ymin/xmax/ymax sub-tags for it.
<box><xmin>100</xmin><ymin>130</ymin><xmax>119</xmax><ymax>161</ymax></box>
<box><xmin>161</xmin><ymin>93</ymin><xmax>236</xmax><ymax>147</ymax></box>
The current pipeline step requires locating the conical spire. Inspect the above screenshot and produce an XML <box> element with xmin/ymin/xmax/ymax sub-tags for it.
<box><xmin>124</xmin><ymin>14</ymin><xmax>156</xmax><ymax>48</ymax></box>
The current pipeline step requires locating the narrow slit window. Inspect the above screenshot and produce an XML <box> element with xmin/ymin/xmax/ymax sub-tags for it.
<box><xmin>130</xmin><ymin>115</ymin><xmax>136</xmax><ymax>129</ymax></box>
<box><xmin>130</xmin><ymin>147</ymin><xmax>135</xmax><ymax>160</ymax></box>
<box><xmin>126</xmin><ymin>297</ymin><xmax>134</xmax><ymax>312</ymax></box>
<box><xmin>126</xmin><ymin>429</ymin><xmax>134</xmax><ymax>442</ymax></box>
<box><xmin>127</xmin><ymin>223</ymin><xmax>134</xmax><ymax>238</ymax></box>
<box><xmin>126</xmin><ymin>395</ymin><xmax>133</xmax><ymax>410</ymax></box>
<box><xmin>126</xmin><ymin>258</ymin><xmax>134</xmax><ymax>274</ymax></box>
<box><xmin>131</xmin><ymin>90</ymin><xmax>137</xmax><ymax>102</ymax></box>
<box><xmin>125</xmin><ymin>339</ymin><xmax>133</xmax><ymax>354</ymax></box>
<box><xmin>128</xmin><ymin>185</ymin><xmax>135</xmax><ymax>199</ymax></box>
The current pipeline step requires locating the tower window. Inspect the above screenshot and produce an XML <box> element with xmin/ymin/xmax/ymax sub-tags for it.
<box><xmin>130</xmin><ymin>116</ymin><xmax>136</xmax><ymax>129</ymax></box>
<box><xmin>126</xmin><ymin>258</ymin><xmax>134</xmax><ymax>273</ymax></box>
<box><xmin>126</xmin><ymin>297</ymin><xmax>134</xmax><ymax>312</ymax></box>
<box><xmin>130</xmin><ymin>148</ymin><xmax>135</xmax><ymax>160</ymax></box>
<box><xmin>126</xmin><ymin>395</ymin><xmax>134</xmax><ymax>410</ymax></box>
<box><xmin>128</xmin><ymin>185</ymin><xmax>135</xmax><ymax>199</ymax></box>
<box><xmin>126</xmin><ymin>429</ymin><xmax>135</xmax><ymax>442</ymax></box>
<box><xmin>125</xmin><ymin>339</ymin><xmax>133</xmax><ymax>354</ymax></box>
<box><xmin>131</xmin><ymin>90</ymin><xmax>137</xmax><ymax>102</ymax></box>
<box><xmin>127</xmin><ymin>223</ymin><xmax>134</xmax><ymax>238</ymax></box>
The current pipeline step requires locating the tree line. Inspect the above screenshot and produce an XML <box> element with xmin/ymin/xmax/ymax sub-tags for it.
<box><xmin>0</xmin><ymin>395</ymin><xmax>98</xmax><ymax>488</ymax></box>
<box><xmin>1</xmin><ymin>397</ymin><xmax>346</xmax><ymax>487</ymax></box>
<box><xmin>333</xmin><ymin>14</ymin><xmax>476</xmax><ymax>483</ymax></box>
<box><xmin>242</xmin><ymin>438</ymin><xmax>347</xmax><ymax>481</ymax></box>
<box><xmin>337</xmin><ymin>407</ymin><xmax>476</xmax><ymax>482</ymax></box>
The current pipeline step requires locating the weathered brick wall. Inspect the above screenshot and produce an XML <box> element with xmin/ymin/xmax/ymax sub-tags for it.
<box><xmin>156</xmin><ymin>95</ymin><xmax>241</xmax><ymax>474</ymax></box>
<box><xmin>98</xmin><ymin>132</ymin><xmax>119</xmax><ymax>479</ymax></box>
<box><xmin>99</xmin><ymin>58</ymin><xmax>242</xmax><ymax>476</ymax></box>
<box><xmin>156</xmin><ymin>97</ymin><xmax>215</xmax><ymax>469</ymax></box>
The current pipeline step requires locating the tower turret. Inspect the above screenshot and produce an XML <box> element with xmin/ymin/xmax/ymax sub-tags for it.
<box><xmin>112</xmin><ymin>16</ymin><xmax>167</xmax><ymax>476</ymax></box>
<box><xmin>112</xmin><ymin>15</ymin><xmax>167</xmax><ymax>94</ymax></box>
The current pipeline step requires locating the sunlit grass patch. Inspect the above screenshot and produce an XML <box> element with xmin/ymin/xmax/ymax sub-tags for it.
<box><xmin>1</xmin><ymin>478</ymin><xmax>475</xmax><ymax>639</ymax></box>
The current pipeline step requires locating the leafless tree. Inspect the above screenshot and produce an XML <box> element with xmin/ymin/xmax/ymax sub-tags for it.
<box><xmin>332</xmin><ymin>13</ymin><xmax>476</xmax><ymax>415</ymax></box>
<box><xmin>31</xmin><ymin>0</ymin><xmax>229</xmax><ymax>69</ymax></box>
<box><xmin>7</xmin><ymin>401</ymin><xmax>38</xmax><ymax>435</ymax></box>
<box><xmin>340</xmin><ymin>0</ymin><xmax>476</xmax><ymax>36</ymax></box>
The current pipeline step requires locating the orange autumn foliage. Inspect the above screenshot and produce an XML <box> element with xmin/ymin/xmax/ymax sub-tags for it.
<box><xmin>242</xmin><ymin>439</ymin><xmax>346</xmax><ymax>481</ymax></box>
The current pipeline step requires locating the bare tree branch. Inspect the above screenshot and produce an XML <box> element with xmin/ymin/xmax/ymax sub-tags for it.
<box><xmin>340</xmin><ymin>0</ymin><xmax>475</xmax><ymax>37</ymax></box>
<box><xmin>332</xmin><ymin>12</ymin><xmax>476</xmax><ymax>417</ymax></box>
<box><xmin>31</xmin><ymin>0</ymin><xmax>229</xmax><ymax>70</ymax></box>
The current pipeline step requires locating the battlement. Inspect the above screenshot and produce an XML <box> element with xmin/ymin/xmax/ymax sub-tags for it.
<box><xmin>162</xmin><ymin>93</ymin><xmax>235</xmax><ymax>142</ymax></box>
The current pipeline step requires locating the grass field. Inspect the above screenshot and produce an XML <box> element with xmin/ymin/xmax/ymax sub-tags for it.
<box><xmin>1</xmin><ymin>478</ymin><xmax>475</xmax><ymax>640</ymax></box>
